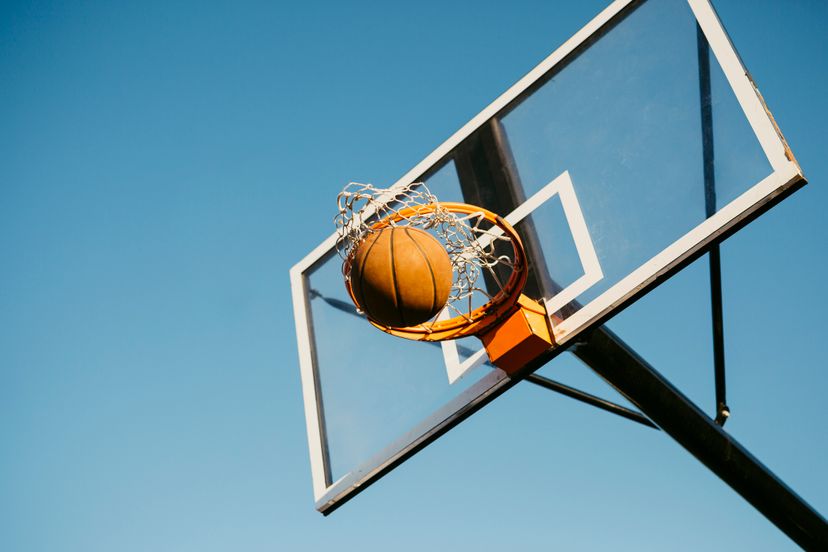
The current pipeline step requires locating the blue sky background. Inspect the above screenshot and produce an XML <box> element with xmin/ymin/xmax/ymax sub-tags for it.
<box><xmin>1</xmin><ymin>1</ymin><xmax>826</xmax><ymax>550</ymax></box>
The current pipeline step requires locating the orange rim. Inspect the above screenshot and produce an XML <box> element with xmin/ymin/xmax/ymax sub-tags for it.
<box><xmin>343</xmin><ymin>202</ymin><xmax>528</xmax><ymax>342</ymax></box>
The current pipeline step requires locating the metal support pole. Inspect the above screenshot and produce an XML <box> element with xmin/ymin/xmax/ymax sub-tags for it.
<box><xmin>697</xmin><ymin>23</ymin><xmax>730</xmax><ymax>425</ymax></box>
<box><xmin>526</xmin><ymin>373</ymin><xmax>657</xmax><ymax>429</ymax></box>
<box><xmin>570</xmin><ymin>327</ymin><xmax>828</xmax><ymax>549</ymax></box>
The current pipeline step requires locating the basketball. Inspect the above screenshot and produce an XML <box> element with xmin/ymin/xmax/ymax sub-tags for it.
<box><xmin>349</xmin><ymin>226</ymin><xmax>453</xmax><ymax>327</ymax></box>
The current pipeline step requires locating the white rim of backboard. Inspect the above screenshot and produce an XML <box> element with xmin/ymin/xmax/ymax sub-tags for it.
<box><xmin>290</xmin><ymin>0</ymin><xmax>804</xmax><ymax>511</ymax></box>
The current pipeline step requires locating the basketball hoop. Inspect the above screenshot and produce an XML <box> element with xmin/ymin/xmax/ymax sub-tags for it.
<box><xmin>336</xmin><ymin>182</ymin><xmax>555</xmax><ymax>373</ymax></box>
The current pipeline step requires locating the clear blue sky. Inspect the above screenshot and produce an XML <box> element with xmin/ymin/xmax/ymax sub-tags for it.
<box><xmin>1</xmin><ymin>1</ymin><xmax>825</xmax><ymax>550</ymax></box>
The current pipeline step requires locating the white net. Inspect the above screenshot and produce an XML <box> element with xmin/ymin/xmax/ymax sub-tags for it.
<box><xmin>335</xmin><ymin>182</ymin><xmax>517</xmax><ymax>324</ymax></box>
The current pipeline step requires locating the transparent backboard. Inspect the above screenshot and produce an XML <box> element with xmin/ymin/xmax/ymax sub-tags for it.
<box><xmin>291</xmin><ymin>0</ymin><xmax>804</xmax><ymax>513</ymax></box>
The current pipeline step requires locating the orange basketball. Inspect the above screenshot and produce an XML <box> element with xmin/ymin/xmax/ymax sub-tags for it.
<box><xmin>349</xmin><ymin>227</ymin><xmax>453</xmax><ymax>327</ymax></box>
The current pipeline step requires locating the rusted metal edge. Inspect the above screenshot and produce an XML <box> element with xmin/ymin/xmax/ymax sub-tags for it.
<box><xmin>745</xmin><ymin>70</ymin><xmax>801</xmax><ymax>171</ymax></box>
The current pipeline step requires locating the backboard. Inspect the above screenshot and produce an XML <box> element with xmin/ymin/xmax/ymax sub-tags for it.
<box><xmin>290</xmin><ymin>0</ymin><xmax>804</xmax><ymax>514</ymax></box>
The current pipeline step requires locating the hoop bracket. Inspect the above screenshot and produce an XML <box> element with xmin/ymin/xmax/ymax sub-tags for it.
<box><xmin>479</xmin><ymin>294</ymin><xmax>555</xmax><ymax>375</ymax></box>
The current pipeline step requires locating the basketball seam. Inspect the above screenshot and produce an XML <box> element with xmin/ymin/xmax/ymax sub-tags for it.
<box><xmin>355</xmin><ymin>231</ymin><xmax>380</xmax><ymax>320</ymax></box>
<box><xmin>389</xmin><ymin>228</ymin><xmax>405</xmax><ymax>326</ymax></box>
<box><xmin>404</xmin><ymin>227</ymin><xmax>438</xmax><ymax>315</ymax></box>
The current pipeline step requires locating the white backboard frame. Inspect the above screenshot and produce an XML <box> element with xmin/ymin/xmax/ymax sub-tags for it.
<box><xmin>290</xmin><ymin>0</ymin><xmax>804</xmax><ymax>513</ymax></box>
